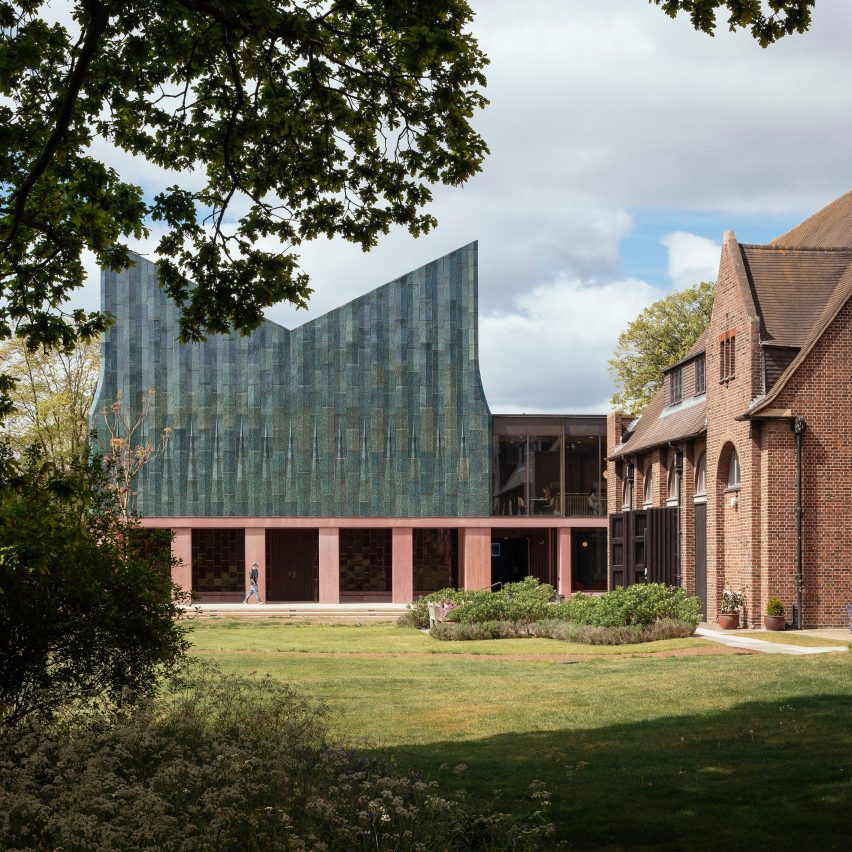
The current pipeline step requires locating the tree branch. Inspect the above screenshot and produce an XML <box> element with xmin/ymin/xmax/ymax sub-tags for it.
<box><xmin>4</xmin><ymin>0</ymin><xmax>110</xmax><ymax>250</ymax></box>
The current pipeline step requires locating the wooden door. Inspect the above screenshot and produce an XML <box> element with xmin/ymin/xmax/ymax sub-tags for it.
<box><xmin>609</xmin><ymin>513</ymin><xmax>627</xmax><ymax>588</ymax></box>
<box><xmin>694</xmin><ymin>502</ymin><xmax>707</xmax><ymax>620</ymax></box>
<box><xmin>266</xmin><ymin>530</ymin><xmax>319</xmax><ymax>601</ymax></box>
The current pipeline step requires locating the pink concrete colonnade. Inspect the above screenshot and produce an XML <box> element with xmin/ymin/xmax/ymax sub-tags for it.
<box><xmin>156</xmin><ymin>517</ymin><xmax>608</xmax><ymax>604</ymax></box>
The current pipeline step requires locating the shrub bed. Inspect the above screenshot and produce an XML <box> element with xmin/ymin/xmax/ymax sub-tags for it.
<box><xmin>430</xmin><ymin>619</ymin><xmax>694</xmax><ymax>644</ymax></box>
<box><xmin>553</xmin><ymin>585</ymin><xmax>701</xmax><ymax>628</ymax></box>
<box><xmin>0</xmin><ymin>666</ymin><xmax>554</xmax><ymax>851</ymax></box>
<box><xmin>401</xmin><ymin>579</ymin><xmax>702</xmax><ymax>636</ymax></box>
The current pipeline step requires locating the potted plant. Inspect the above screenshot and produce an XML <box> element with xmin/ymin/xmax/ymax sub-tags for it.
<box><xmin>764</xmin><ymin>597</ymin><xmax>785</xmax><ymax>631</ymax></box>
<box><xmin>718</xmin><ymin>587</ymin><xmax>746</xmax><ymax>629</ymax></box>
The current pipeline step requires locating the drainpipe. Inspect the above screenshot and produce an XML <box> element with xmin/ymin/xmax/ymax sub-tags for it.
<box><xmin>790</xmin><ymin>416</ymin><xmax>806</xmax><ymax>629</ymax></box>
<box><xmin>673</xmin><ymin>448</ymin><xmax>683</xmax><ymax>588</ymax></box>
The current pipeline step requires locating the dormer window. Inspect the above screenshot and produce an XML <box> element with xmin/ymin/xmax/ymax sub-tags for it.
<box><xmin>670</xmin><ymin>367</ymin><xmax>682</xmax><ymax>405</ymax></box>
<box><xmin>695</xmin><ymin>355</ymin><xmax>706</xmax><ymax>395</ymax></box>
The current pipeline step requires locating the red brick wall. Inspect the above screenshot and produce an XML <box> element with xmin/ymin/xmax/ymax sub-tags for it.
<box><xmin>704</xmin><ymin>235</ymin><xmax>764</xmax><ymax>625</ymax></box>
<box><xmin>762</xmin><ymin>298</ymin><xmax>852</xmax><ymax>626</ymax></box>
<box><xmin>606</xmin><ymin>231</ymin><xmax>851</xmax><ymax>627</ymax></box>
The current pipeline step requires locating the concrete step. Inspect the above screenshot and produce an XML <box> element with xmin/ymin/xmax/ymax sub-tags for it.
<box><xmin>183</xmin><ymin>603</ymin><xmax>408</xmax><ymax>622</ymax></box>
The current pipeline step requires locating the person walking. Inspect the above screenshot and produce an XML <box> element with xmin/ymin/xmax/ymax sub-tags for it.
<box><xmin>244</xmin><ymin>562</ymin><xmax>262</xmax><ymax>604</ymax></box>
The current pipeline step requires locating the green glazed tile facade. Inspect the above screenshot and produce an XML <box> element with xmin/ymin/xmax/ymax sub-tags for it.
<box><xmin>92</xmin><ymin>243</ymin><xmax>492</xmax><ymax>517</ymax></box>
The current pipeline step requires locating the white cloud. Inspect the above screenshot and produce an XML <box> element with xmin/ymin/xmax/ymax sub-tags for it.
<box><xmin>660</xmin><ymin>231</ymin><xmax>721</xmax><ymax>291</ymax></box>
<box><xmin>480</xmin><ymin>275</ymin><xmax>662</xmax><ymax>412</ymax></box>
<box><xmin>63</xmin><ymin>0</ymin><xmax>852</xmax><ymax>411</ymax></box>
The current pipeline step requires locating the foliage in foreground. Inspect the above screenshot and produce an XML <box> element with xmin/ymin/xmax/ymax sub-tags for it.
<box><xmin>650</xmin><ymin>0</ymin><xmax>814</xmax><ymax>47</ymax></box>
<box><xmin>430</xmin><ymin>618</ymin><xmax>694</xmax><ymax>644</ymax></box>
<box><xmin>0</xmin><ymin>0</ymin><xmax>488</xmax><ymax>423</ymax></box>
<box><xmin>400</xmin><ymin>579</ymin><xmax>701</xmax><ymax>635</ymax></box>
<box><xmin>0</xmin><ymin>444</ymin><xmax>188</xmax><ymax>728</ymax></box>
<box><xmin>0</xmin><ymin>667</ymin><xmax>555</xmax><ymax>852</ymax></box>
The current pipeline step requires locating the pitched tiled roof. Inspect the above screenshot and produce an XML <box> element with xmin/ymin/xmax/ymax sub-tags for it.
<box><xmin>749</xmin><ymin>263</ymin><xmax>852</xmax><ymax>415</ymax></box>
<box><xmin>611</xmin><ymin>329</ymin><xmax>708</xmax><ymax>458</ymax></box>
<box><xmin>771</xmin><ymin>191</ymin><xmax>852</xmax><ymax>248</ymax></box>
<box><xmin>739</xmin><ymin>245</ymin><xmax>852</xmax><ymax>346</ymax></box>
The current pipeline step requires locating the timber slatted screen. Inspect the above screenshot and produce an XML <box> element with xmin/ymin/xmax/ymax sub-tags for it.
<box><xmin>694</xmin><ymin>502</ymin><xmax>707</xmax><ymax>619</ymax></box>
<box><xmin>609</xmin><ymin>514</ymin><xmax>626</xmax><ymax>588</ymax></box>
<box><xmin>609</xmin><ymin>508</ymin><xmax>677</xmax><ymax>588</ymax></box>
<box><xmin>645</xmin><ymin>509</ymin><xmax>677</xmax><ymax>585</ymax></box>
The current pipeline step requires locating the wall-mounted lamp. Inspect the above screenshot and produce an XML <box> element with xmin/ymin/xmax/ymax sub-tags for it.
<box><xmin>730</xmin><ymin>495</ymin><xmax>738</xmax><ymax>509</ymax></box>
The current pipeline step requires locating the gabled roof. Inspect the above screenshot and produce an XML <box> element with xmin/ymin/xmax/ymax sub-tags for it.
<box><xmin>771</xmin><ymin>191</ymin><xmax>852</xmax><ymax>248</ymax></box>
<box><xmin>748</xmin><ymin>262</ymin><xmax>852</xmax><ymax>415</ymax></box>
<box><xmin>611</xmin><ymin>328</ymin><xmax>709</xmax><ymax>458</ymax></box>
<box><xmin>739</xmin><ymin>244</ymin><xmax>852</xmax><ymax>346</ymax></box>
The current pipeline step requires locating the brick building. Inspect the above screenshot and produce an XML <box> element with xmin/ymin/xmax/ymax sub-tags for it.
<box><xmin>607</xmin><ymin>192</ymin><xmax>852</xmax><ymax>628</ymax></box>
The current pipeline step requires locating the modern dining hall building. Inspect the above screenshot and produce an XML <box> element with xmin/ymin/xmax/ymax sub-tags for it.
<box><xmin>92</xmin><ymin>243</ymin><xmax>608</xmax><ymax>603</ymax></box>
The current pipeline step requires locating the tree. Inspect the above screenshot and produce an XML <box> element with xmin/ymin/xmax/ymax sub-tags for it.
<box><xmin>609</xmin><ymin>280</ymin><xmax>714</xmax><ymax>416</ymax></box>
<box><xmin>99</xmin><ymin>387</ymin><xmax>172</xmax><ymax>523</ymax></box>
<box><xmin>649</xmin><ymin>1</ymin><xmax>815</xmax><ymax>47</ymax></box>
<box><xmin>0</xmin><ymin>444</ymin><xmax>188</xmax><ymax>728</ymax></box>
<box><xmin>0</xmin><ymin>0</ymin><xmax>488</xmax><ymax>418</ymax></box>
<box><xmin>0</xmin><ymin>338</ymin><xmax>99</xmax><ymax>466</ymax></box>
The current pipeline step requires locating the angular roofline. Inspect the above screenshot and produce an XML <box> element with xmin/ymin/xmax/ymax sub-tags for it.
<box><xmin>746</xmin><ymin>266</ymin><xmax>852</xmax><ymax>416</ymax></box>
<box><xmin>119</xmin><ymin>242</ymin><xmax>479</xmax><ymax>336</ymax></box>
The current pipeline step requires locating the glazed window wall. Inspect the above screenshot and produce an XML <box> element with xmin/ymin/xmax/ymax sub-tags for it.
<box><xmin>339</xmin><ymin>529</ymin><xmax>392</xmax><ymax>595</ymax></box>
<box><xmin>493</xmin><ymin>429</ymin><xmax>606</xmax><ymax>517</ymax></box>
<box><xmin>413</xmin><ymin>529</ymin><xmax>459</xmax><ymax>595</ymax></box>
<box><xmin>192</xmin><ymin>528</ymin><xmax>245</xmax><ymax>594</ymax></box>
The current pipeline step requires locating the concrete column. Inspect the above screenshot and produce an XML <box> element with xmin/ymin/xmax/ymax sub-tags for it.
<box><xmin>392</xmin><ymin>528</ymin><xmax>414</xmax><ymax>603</ymax></box>
<box><xmin>171</xmin><ymin>528</ymin><xmax>192</xmax><ymax>596</ymax></box>
<box><xmin>245</xmin><ymin>528</ymin><xmax>266</xmax><ymax>600</ymax></box>
<box><xmin>462</xmin><ymin>527</ymin><xmax>491</xmax><ymax>590</ymax></box>
<box><xmin>557</xmin><ymin>527</ymin><xmax>572</xmax><ymax>597</ymax></box>
<box><xmin>318</xmin><ymin>528</ymin><xmax>340</xmax><ymax>603</ymax></box>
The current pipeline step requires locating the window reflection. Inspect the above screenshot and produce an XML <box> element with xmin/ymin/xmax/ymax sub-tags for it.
<box><xmin>494</xmin><ymin>436</ymin><xmax>528</xmax><ymax>515</ymax></box>
<box><xmin>492</xmin><ymin>425</ymin><xmax>607</xmax><ymax>517</ymax></box>
<box><xmin>564</xmin><ymin>437</ymin><xmax>605</xmax><ymax>516</ymax></box>
<box><xmin>528</xmin><ymin>436</ymin><xmax>561</xmax><ymax>515</ymax></box>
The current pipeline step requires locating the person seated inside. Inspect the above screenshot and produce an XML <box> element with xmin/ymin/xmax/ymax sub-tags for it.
<box><xmin>586</xmin><ymin>486</ymin><xmax>600</xmax><ymax>516</ymax></box>
<box><xmin>540</xmin><ymin>486</ymin><xmax>555</xmax><ymax>515</ymax></box>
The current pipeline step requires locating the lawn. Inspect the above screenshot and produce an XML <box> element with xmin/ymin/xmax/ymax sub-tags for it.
<box><xmin>188</xmin><ymin>620</ymin><xmax>852</xmax><ymax>850</ymax></box>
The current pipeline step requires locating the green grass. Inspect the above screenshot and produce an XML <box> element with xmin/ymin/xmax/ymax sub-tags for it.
<box><xmin>188</xmin><ymin>619</ymin><xmax>711</xmax><ymax>656</ymax></box>
<box><xmin>187</xmin><ymin>620</ymin><xmax>852</xmax><ymax>850</ymax></box>
<box><xmin>738</xmin><ymin>631</ymin><xmax>850</xmax><ymax>648</ymax></box>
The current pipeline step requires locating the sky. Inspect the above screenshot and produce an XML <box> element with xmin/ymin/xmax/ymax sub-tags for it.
<box><xmin>72</xmin><ymin>1</ymin><xmax>852</xmax><ymax>413</ymax></box>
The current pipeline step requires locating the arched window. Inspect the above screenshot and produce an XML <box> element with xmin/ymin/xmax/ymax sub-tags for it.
<box><xmin>667</xmin><ymin>464</ymin><xmax>679</xmax><ymax>505</ymax></box>
<box><xmin>694</xmin><ymin>453</ymin><xmax>707</xmax><ymax>502</ymax></box>
<box><xmin>727</xmin><ymin>449</ymin><xmax>741</xmax><ymax>490</ymax></box>
<box><xmin>643</xmin><ymin>467</ymin><xmax>654</xmax><ymax>508</ymax></box>
<box><xmin>622</xmin><ymin>477</ymin><xmax>632</xmax><ymax>510</ymax></box>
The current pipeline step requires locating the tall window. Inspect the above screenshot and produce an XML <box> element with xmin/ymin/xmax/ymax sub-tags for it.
<box><xmin>695</xmin><ymin>355</ymin><xmax>706</xmax><ymax>395</ymax></box>
<box><xmin>667</xmin><ymin>464</ymin><xmax>679</xmax><ymax>505</ymax></box>
<box><xmin>694</xmin><ymin>453</ymin><xmax>707</xmax><ymax>500</ymax></box>
<box><xmin>720</xmin><ymin>332</ymin><xmax>736</xmax><ymax>382</ymax></box>
<box><xmin>643</xmin><ymin>467</ymin><xmax>654</xmax><ymax>508</ymax></box>
<box><xmin>669</xmin><ymin>367</ymin><xmax>682</xmax><ymax>405</ymax></box>
<box><xmin>727</xmin><ymin>449</ymin><xmax>741</xmax><ymax>490</ymax></box>
<box><xmin>622</xmin><ymin>474</ymin><xmax>632</xmax><ymax>510</ymax></box>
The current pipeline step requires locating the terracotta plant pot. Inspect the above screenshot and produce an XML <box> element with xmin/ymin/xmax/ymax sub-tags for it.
<box><xmin>763</xmin><ymin>615</ymin><xmax>785</xmax><ymax>631</ymax></box>
<box><xmin>717</xmin><ymin>612</ymin><xmax>740</xmax><ymax>630</ymax></box>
